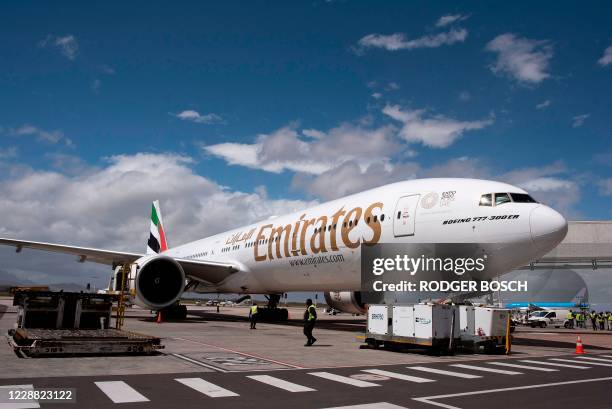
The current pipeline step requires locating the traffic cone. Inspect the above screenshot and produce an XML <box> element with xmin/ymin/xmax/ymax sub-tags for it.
<box><xmin>156</xmin><ymin>311</ymin><xmax>162</xmax><ymax>324</ymax></box>
<box><xmin>575</xmin><ymin>336</ymin><xmax>585</xmax><ymax>354</ymax></box>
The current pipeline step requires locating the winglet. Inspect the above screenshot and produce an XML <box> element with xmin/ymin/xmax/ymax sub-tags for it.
<box><xmin>147</xmin><ymin>200</ymin><xmax>168</xmax><ymax>254</ymax></box>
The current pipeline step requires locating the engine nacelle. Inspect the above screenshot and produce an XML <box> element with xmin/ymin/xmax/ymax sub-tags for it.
<box><xmin>134</xmin><ymin>255</ymin><xmax>186</xmax><ymax>310</ymax></box>
<box><xmin>324</xmin><ymin>291</ymin><xmax>366</xmax><ymax>314</ymax></box>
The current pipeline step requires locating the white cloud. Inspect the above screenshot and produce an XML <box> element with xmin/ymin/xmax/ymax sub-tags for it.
<box><xmin>386</xmin><ymin>82</ymin><xmax>400</xmax><ymax>91</ymax></box>
<box><xmin>436</xmin><ymin>14</ymin><xmax>469</xmax><ymax>27</ymax></box>
<box><xmin>0</xmin><ymin>153</ymin><xmax>314</xmax><ymax>284</ymax></box>
<box><xmin>485</xmin><ymin>33</ymin><xmax>553</xmax><ymax>84</ymax></box>
<box><xmin>536</xmin><ymin>100</ymin><xmax>551</xmax><ymax>110</ymax></box>
<box><xmin>572</xmin><ymin>113</ymin><xmax>590</xmax><ymax>128</ymax></box>
<box><xmin>203</xmin><ymin>122</ymin><xmax>400</xmax><ymax>175</ymax></box>
<box><xmin>0</xmin><ymin>147</ymin><xmax>17</xmax><ymax>159</ymax></box>
<box><xmin>597</xmin><ymin>179</ymin><xmax>612</xmax><ymax>196</ymax></box>
<box><xmin>172</xmin><ymin>110</ymin><xmax>224</xmax><ymax>124</ymax></box>
<box><xmin>356</xmin><ymin>28</ymin><xmax>467</xmax><ymax>52</ymax></box>
<box><xmin>458</xmin><ymin>91</ymin><xmax>471</xmax><ymax>101</ymax></box>
<box><xmin>39</xmin><ymin>35</ymin><xmax>78</xmax><ymax>60</ymax></box>
<box><xmin>371</xmin><ymin>92</ymin><xmax>382</xmax><ymax>99</ymax></box>
<box><xmin>598</xmin><ymin>46</ymin><xmax>612</xmax><ymax>67</ymax></box>
<box><xmin>9</xmin><ymin>124</ymin><xmax>72</xmax><ymax>147</ymax></box>
<box><xmin>91</xmin><ymin>79</ymin><xmax>101</xmax><ymax>95</ymax></box>
<box><xmin>382</xmin><ymin>104</ymin><xmax>493</xmax><ymax>148</ymax></box>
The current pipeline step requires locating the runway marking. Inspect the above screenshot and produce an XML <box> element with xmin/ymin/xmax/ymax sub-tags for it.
<box><xmin>576</xmin><ymin>356</ymin><xmax>612</xmax><ymax>363</ymax></box>
<box><xmin>321</xmin><ymin>403</ymin><xmax>408</xmax><ymax>409</ymax></box>
<box><xmin>449</xmin><ymin>364</ymin><xmax>522</xmax><ymax>375</ymax></box>
<box><xmin>308</xmin><ymin>372</ymin><xmax>380</xmax><ymax>387</ymax></box>
<box><xmin>0</xmin><ymin>384</ymin><xmax>40</xmax><ymax>409</ymax></box>
<box><xmin>170</xmin><ymin>353</ymin><xmax>228</xmax><ymax>372</ymax></box>
<box><xmin>247</xmin><ymin>375</ymin><xmax>315</xmax><ymax>392</ymax></box>
<box><xmin>408</xmin><ymin>366</ymin><xmax>481</xmax><ymax>379</ymax></box>
<box><xmin>175</xmin><ymin>377</ymin><xmax>239</xmax><ymax>398</ymax></box>
<box><xmin>550</xmin><ymin>358</ymin><xmax>612</xmax><ymax>367</ymax></box>
<box><xmin>361</xmin><ymin>369</ymin><xmax>435</xmax><ymax>383</ymax></box>
<box><xmin>413</xmin><ymin>376</ymin><xmax>612</xmax><ymax>409</ymax></box>
<box><xmin>173</xmin><ymin>337</ymin><xmax>304</xmax><ymax>369</ymax></box>
<box><xmin>520</xmin><ymin>359</ymin><xmax>591</xmax><ymax>369</ymax></box>
<box><xmin>486</xmin><ymin>362</ymin><xmax>557</xmax><ymax>372</ymax></box>
<box><xmin>94</xmin><ymin>381</ymin><xmax>149</xmax><ymax>403</ymax></box>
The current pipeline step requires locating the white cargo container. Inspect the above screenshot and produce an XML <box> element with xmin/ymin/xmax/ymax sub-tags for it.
<box><xmin>367</xmin><ymin>304</ymin><xmax>389</xmax><ymax>335</ymax></box>
<box><xmin>365</xmin><ymin>304</ymin><xmax>459</xmax><ymax>351</ymax></box>
<box><xmin>474</xmin><ymin>307</ymin><xmax>509</xmax><ymax>337</ymax></box>
<box><xmin>459</xmin><ymin>305</ymin><xmax>475</xmax><ymax>336</ymax></box>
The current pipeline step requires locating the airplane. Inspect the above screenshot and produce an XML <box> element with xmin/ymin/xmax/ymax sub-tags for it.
<box><xmin>0</xmin><ymin>178</ymin><xmax>568</xmax><ymax>319</ymax></box>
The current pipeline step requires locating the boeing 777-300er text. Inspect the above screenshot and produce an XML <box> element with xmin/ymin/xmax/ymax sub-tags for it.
<box><xmin>0</xmin><ymin>178</ymin><xmax>568</xmax><ymax>317</ymax></box>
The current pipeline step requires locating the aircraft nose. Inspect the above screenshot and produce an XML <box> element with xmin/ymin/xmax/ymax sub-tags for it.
<box><xmin>530</xmin><ymin>205</ymin><xmax>568</xmax><ymax>250</ymax></box>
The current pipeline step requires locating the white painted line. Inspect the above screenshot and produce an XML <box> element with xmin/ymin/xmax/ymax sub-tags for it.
<box><xmin>321</xmin><ymin>403</ymin><xmax>408</xmax><ymax>409</ymax></box>
<box><xmin>487</xmin><ymin>362</ymin><xmax>557</xmax><ymax>372</ymax></box>
<box><xmin>520</xmin><ymin>359</ymin><xmax>591</xmax><ymax>369</ymax></box>
<box><xmin>0</xmin><ymin>384</ymin><xmax>40</xmax><ymax>409</ymax></box>
<box><xmin>550</xmin><ymin>358</ymin><xmax>612</xmax><ymax>367</ymax></box>
<box><xmin>576</xmin><ymin>356</ymin><xmax>612</xmax><ymax>363</ymax></box>
<box><xmin>413</xmin><ymin>376</ymin><xmax>612</xmax><ymax>409</ymax></box>
<box><xmin>175</xmin><ymin>377</ymin><xmax>239</xmax><ymax>398</ymax></box>
<box><xmin>408</xmin><ymin>366</ymin><xmax>481</xmax><ymax>379</ymax></box>
<box><xmin>171</xmin><ymin>353</ymin><xmax>228</xmax><ymax>372</ymax></box>
<box><xmin>449</xmin><ymin>364</ymin><xmax>522</xmax><ymax>375</ymax></box>
<box><xmin>94</xmin><ymin>381</ymin><xmax>149</xmax><ymax>403</ymax></box>
<box><xmin>308</xmin><ymin>372</ymin><xmax>380</xmax><ymax>387</ymax></box>
<box><xmin>362</xmin><ymin>369</ymin><xmax>435</xmax><ymax>383</ymax></box>
<box><xmin>247</xmin><ymin>375</ymin><xmax>315</xmax><ymax>392</ymax></box>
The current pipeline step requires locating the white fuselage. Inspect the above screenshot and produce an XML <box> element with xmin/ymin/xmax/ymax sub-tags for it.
<box><xmin>159</xmin><ymin>178</ymin><xmax>568</xmax><ymax>294</ymax></box>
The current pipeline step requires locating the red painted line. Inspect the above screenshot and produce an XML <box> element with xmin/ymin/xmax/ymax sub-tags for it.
<box><xmin>173</xmin><ymin>337</ymin><xmax>305</xmax><ymax>369</ymax></box>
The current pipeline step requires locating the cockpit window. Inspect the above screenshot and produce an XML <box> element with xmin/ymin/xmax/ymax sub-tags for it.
<box><xmin>495</xmin><ymin>193</ymin><xmax>511</xmax><ymax>206</ymax></box>
<box><xmin>479</xmin><ymin>194</ymin><xmax>492</xmax><ymax>206</ymax></box>
<box><xmin>510</xmin><ymin>193</ymin><xmax>538</xmax><ymax>203</ymax></box>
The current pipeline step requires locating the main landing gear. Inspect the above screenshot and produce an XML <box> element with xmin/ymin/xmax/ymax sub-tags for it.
<box><xmin>257</xmin><ymin>294</ymin><xmax>289</xmax><ymax>321</ymax></box>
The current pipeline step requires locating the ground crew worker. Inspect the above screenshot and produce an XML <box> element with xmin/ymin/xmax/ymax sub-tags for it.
<box><xmin>598</xmin><ymin>312</ymin><xmax>606</xmax><ymax>330</ymax></box>
<box><xmin>567</xmin><ymin>310</ymin><xmax>574</xmax><ymax>329</ymax></box>
<box><xmin>608</xmin><ymin>312</ymin><xmax>612</xmax><ymax>331</ymax></box>
<box><xmin>249</xmin><ymin>302</ymin><xmax>258</xmax><ymax>329</ymax></box>
<box><xmin>303</xmin><ymin>298</ymin><xmax>317</xmax><ymax>346</ymax></box>
<box><xmin>590</xmin><ymin>310</ymin><xmax>598</xmax><ymax>330</ymax></box>
<box><xmin>576</xmin><ymin>311</ymin><xmax>584</xmax><ymax>328</ymax></box>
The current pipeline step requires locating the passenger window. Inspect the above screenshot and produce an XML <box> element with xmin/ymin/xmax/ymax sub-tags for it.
<box><xmin>495</xmin><ymin>193</ymin><xmax>511</xmax><ymax>206</ymax></box>
<box><xmin>479</xmin><ymin>194</ymin><xmax>492</xmax><ymax>206</ymax></box>
<box><xmin>380</xmin><ymin>214</ymin><xmax>385</xmax><ymax>222</ymax></box>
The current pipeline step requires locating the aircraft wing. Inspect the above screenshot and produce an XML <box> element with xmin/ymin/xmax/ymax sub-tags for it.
<box><xmin>0</xmin><ymin>237</ymin><xmax>142</xmax><ymax>265</ymax></box>
<box><xmin>0</xmin><ymin>238</ymin><xmax>239</xmax><ymax>284</ymax></box>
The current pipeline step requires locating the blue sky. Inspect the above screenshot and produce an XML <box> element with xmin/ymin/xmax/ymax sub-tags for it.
<box><xmin>1</xmin><ymin>2</ymin><xmax>612</xmax><ymax>287</ymax></box>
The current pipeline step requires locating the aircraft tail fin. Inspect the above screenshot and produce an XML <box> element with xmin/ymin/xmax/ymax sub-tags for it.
<box><xmin>147</xmin><ymin>200</ymin><xmax>168</xmax><ymax>254</ymax></box>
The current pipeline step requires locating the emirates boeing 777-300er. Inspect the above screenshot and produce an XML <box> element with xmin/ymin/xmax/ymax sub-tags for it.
<box><xmin>0</xmin><ymin>178</ymin><xmax>568</xmax><ymax>317</ymax></box>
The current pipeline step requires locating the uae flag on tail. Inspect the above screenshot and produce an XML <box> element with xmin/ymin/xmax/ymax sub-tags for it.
<box><xmin>147</xmin><ymin>200</ymin><xmax>168</xmax><ymax>254</ymax></box>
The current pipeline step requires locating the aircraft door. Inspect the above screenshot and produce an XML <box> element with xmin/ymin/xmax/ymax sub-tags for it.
<box><xmin>393</xmin><ymin>194</ymin><xmax>420</xmax><ymax>237</ymax></box>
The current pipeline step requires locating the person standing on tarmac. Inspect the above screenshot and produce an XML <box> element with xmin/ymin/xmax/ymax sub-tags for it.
<box><xmin>303</xmin><ymin>298</ymin><xmax>317</xmax><ymax>346</ymax></box>
<box><xmin>590</xmin><ymin>310</ymin><xmax>598</xmax><ymax>330</ymax></box>
<box><xmin>249</xmin><ymin>302</ymin><xmax>259</xmax><ymax>329</ymax></box>
<box><xmin>607</xmin><ymin>312</ymin><xmax>612</xmax><ymax>331</ymax></box>
<box><xmin>567</xmin><ymin>311</ymin><xmax>574</xmax><ymax>329</ymax></box>
<box><xmin>598</xmin><ymin>312</ymin><xmax>606</xmax><ymax>330</ymax></box>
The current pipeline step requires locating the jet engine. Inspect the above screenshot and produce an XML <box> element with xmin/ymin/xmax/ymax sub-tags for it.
<box><xmin>134</xmin><ymin>255</ymin><xmax>186</xmax><ymax>310</ymax></box>
<box><xmin>324</xmin><ymin>291</ymin><xmax>366</xmax><ymax>314</ymax></box>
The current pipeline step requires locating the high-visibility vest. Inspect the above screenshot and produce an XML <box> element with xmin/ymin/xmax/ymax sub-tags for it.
<box><xmin>307</xmin><ymin>305</ymin><xmax>316</xmax><ymax>321</ymax></box>
<box><xmin>251</xmin><ymin>305</ymin><xmax>258</xmax><ymax>314</ymax></box>
<box><xmin>608</xmin><ymin>314</ymin><xmax>612</xmax><ymax>321</ymax></box>
<box><xmin>567</xmin><ymin>312</ymin><xmax>573</xmax><ymax>319</ymax></box>
<box><xmin>597</xmin><ymin>314</ymin><xmax>605</xmax><ymax>322</ymax></box>
<box><xmin>577</xmin><ymin>313</ymin><xmax>583</xmax><ymax>321</ymax></box>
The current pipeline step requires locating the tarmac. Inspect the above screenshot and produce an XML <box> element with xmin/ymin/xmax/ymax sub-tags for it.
<box><xmin>1</xmin><ymin>297</ymin><xmax>612</xmax><ymax>408</ymax></box>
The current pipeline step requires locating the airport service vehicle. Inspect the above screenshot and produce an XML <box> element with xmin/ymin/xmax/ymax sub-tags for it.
<box><xmin>0</xmin><ymin>178</ymin><xmax>568</xmax><ymax>318</ymax></box>
<box><xmin>527</xmin><ymin>309</ymin><xmax>571</xmax><ymax>328</ymax></box>
<box><xmin>365</xmin><ymin>304</ymin><xmax>460</xmax><ymax>352</ymax></box>
<box><xmin>459</xmin><ymin>306</ymin><xmax>510</xmax><ymax>352</ymax></box>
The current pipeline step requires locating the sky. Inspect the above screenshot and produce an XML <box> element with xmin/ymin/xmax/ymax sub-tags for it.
<box><xmin>0</xmin><ymin>1</ymin><xmax>611</xmax><ymax>288</ymax></box>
